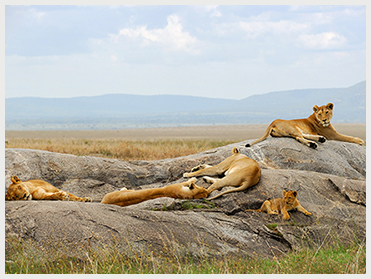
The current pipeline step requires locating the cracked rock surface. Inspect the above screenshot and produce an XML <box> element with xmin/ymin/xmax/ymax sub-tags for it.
<box><xmin>5</xmin><ymin>137</ymin><xmax>365</xmax><ymax>259</ymax></box>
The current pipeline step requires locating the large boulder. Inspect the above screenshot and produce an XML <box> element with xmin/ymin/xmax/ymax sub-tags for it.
<box><xmin>5</xmin><ymin>137</ymin><xmax>366</xmax><ymax>259</ymax></box>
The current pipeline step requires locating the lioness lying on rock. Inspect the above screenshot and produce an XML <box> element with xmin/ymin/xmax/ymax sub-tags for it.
<box><xmin>5</xmin><ymin>175</ymin><xmax>92</xmax><ymax>202</ymax></box>
<box><xmin>247</xmin><ymin>190</ymin><xmax>311</xmax><ymax>220</ymax></box>
<box><xmin>246</xmin><ymin>103</ymin><xmax>365</xmax><ymax>149</ymax></box>
<box><xmin>183</xmin><ymin>147</ymin><xmax>261</xmax><ymax>200</ymax></box>
<box><xmin>101</xmin><ymin>178</ymin><xmax>208</xmax><ymax>207</ymax></box>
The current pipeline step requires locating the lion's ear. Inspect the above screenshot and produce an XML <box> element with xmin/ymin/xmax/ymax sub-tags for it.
<box><xmin>282</xmin><ymin>190</ymin><xmax>287</xmax><ymax>196</ymax></box>
<box><xmin>11</xmin><ymin>176</ymin><xmax>21</xmax><ymax>184</ymax></box>
<box><xmin>232</xmin><ymin>147</ymin><xmax>239</xmax><ymax>154</ymax></box>
<box><xmin>292</xmin><ymin>191</ymin><xmax>298</xmax><ymax>197</ymax></box>
<box><xmin>189</xmin><ymin>182</ymin><xmax>195</xmax><ymax>190</ymax></box>
<box><xmin>326</xmin><ymin>103</ymin><xmax>334</xmax><ymax>110</ymax></box>
<box><xmin>313</xmin><ymin>105</ymin><xmax>319</xmax><ymax>112</ymax></box>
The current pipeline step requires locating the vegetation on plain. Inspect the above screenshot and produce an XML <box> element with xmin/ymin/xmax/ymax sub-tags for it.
<box><xmin>5</xmin><ymin>235</ymin><xmax>365</xmax><ymax>274</ymax></box>
<box><xmin>5</xmin><ymin>138</ymin><xmax>237</xmax><ymax>161</ymax></box>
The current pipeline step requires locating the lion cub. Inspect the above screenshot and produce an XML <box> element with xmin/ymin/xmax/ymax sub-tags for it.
<box><xmin>248</xmin><ymin>190</ymin><xmax>311</xmax><ymax>220</ymax></box>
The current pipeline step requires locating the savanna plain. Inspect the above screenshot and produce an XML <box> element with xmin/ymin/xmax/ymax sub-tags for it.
<box><xmin>5</xmin><ymin>124</ymin><xmax>366</xmax><ymax>274</ymax></box>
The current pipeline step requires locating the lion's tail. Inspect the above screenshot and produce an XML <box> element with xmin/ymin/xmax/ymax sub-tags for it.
<box><xmin>207</xmin><ymin>181</ymin><xmax>252</xmax><ymax>201</ymax></box>
<box><xmin>245</xmin><ymin>123</ymin><xmax>274</xmax><ymax>147</ymax></box>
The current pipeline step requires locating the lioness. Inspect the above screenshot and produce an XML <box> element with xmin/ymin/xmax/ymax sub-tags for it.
<box><xmin>101</xmin><ymin>178</ymin><xmax>208</xmax><ymax>207</ymax></box>
<box><xmin>183</xmin><ymin>147</ymin><xmax>261</xmax><ymax>200</ymax></box>
<box><xmin>247</xmin><ymin>190</ymin><xmax>311</xmax><ymax>220</ymax></box>
<box><xmin>246</xmin><ymin>103</ymin><xmax>365</xmax><ymax>149</ymax></box>
<box><xmin>5</xmin><ymin>175</ymin><xmax>92</xmax><ymax>202</ymax></box>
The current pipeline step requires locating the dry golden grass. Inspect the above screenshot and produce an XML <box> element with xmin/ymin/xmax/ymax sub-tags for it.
<box><xmin>5</xmin><ymin>124</ymin><xmax>365</xmax><ymax>161</ymax></box>
<box><xmin>5</xmin><ymin>138</ymin><xmax>236</xmax><ymax>161</ymax></box>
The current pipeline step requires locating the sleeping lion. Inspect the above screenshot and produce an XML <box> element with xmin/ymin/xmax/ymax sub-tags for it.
<box><xmin>5</xmin><ymin>175</ymin><xmax>92</xmax><ymax>202</ymax></box>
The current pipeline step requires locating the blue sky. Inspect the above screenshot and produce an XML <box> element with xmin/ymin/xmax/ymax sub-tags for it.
<box><xmin>5</xmin><ymin>4</ymin><xmax>366</xmax><ymax>99</ymax></box>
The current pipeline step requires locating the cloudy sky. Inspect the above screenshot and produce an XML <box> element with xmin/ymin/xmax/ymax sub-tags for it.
<box><xmin>5</xmin><ymin>4</ymin><xmax>366</xmax><ymax>99</ymax></box>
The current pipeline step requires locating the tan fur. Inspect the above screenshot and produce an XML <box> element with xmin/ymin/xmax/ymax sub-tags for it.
<box><xmin>183</xmin><ymin>147</ymin><xmax>261</xmax><ymax>200</ymax></box>
<box><xmin>100</xmin><ymin>178</ymin><xmax>208</xmax><ymax>207</ymax></box>
<box><xmin>246</xmin><ymin>103</ymin><xmax>365</xmax><ymax>149</ymax></box>
<box><xmin>5</xmin><ymin>175</ymin><xmax>92</xmax><ymax>202</ymax></box>
<box><xmin>248</xmin><ymin>190</ymin><xmax>311</xmax><ymax>220</ymax></box>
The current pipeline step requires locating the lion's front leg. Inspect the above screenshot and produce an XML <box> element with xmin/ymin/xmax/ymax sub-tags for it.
<box><xmin>183</xmin><ymin>164</ymin><xmax>220</xmax><ymax>178</ymax></box>
<box><xmin>191</xmin><ymin>164</ymin><xmax>212</xmax><ymax>172</ymax></box>
<box><xmin>302</xmin><ymin>134</ymin><xmax>326</xmax><ymax>143</ymax></box>
<box><xmin>331</xmin><ymin>133</ymin><xmax>365</xmax><ymax>146</ymax></box>
<box><xmin>296</xmin><ymin>205</ymin><xmax>311</xmax><ymax>216</ymax></box>
<box><xmin>281</xmin><ymin>207</ymin><xmax>290</xmax><ymax>220</ymax></box>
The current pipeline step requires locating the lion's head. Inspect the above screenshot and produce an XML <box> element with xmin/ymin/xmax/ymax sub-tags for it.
<box><xmin>313</xmin><ymin>103</ymin><xmax>333</xmax><ymax>127</ymax></box>
<box><xmin>5</xmin><ymin>176</ymin><xmax>32</xmax><ymax>201</ymax></box>
<box><xmin>283</xmin><ymin>190</ymin><xmax>297</xmax><ymax>206</ymax></box>
<box><xmin>186</xmin><ymin>178</ymin><xmax>209</xmax><ymax>199</ymax></box>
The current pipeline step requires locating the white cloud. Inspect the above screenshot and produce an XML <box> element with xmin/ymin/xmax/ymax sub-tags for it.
<box><xmin>204</xmin><ymin>5</ymin><xmax>222</xmax><ymax>17</ymax></box>
<box><xmin>112</xmin><ymin>15</ymin><xmax>199</xmax><ymax>54</ymax></box>
<box><xmin>298</xmin><ymin>32</ymin><xmax>347</xmax><ymax>49</ymax></box>
<box><xmin>239</xmin><ymin>20</ymin><xmax>308</xmax><ymax>38</ymax></box>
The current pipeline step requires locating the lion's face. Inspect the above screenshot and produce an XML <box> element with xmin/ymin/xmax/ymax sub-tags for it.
<box><xmin>313</xmin><ymin>103</ymin><xmax>333</xmax><ymax>127</ymax></box>
<box><xmin>283</xmin><ymin>190</ymin><xmax>297</xmax><ymax>207</ymax></box>
<box><xmin>6</xmin><ymin>183</ymin><xmax>32</xmax><ymax>201</ymax></box>
<box><xmin>189</xmin><ymin>183</ymin><xmax>209</xmax><ymax>199</ymax></box>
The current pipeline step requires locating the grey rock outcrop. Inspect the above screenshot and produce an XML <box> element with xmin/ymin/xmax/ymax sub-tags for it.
<box><xmin>5</xmin><ymin>137</ymin><xmax>366</xmax><ymax>259</ymax></box>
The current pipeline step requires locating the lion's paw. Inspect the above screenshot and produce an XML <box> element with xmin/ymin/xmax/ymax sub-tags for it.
<box><xmin>59</xmin><ymin>191</ymin><xmax>70</xmax><ymax>201</ymax></box>
<box><xmin>203</xmin><ymin>176</ymin><xmax>216</xmax><ymax>184</ymax></box>
<box><xmin>191</xmin><ymin>165</ymin><xmax>204</xmax><ymax>172</ymax></box>
<box><xmin>83</xmin><ymin>197</ymin><xmax>92</xmax><ymax>202</ymax></box>
<box><xmin>187</xmin><ymin>177</ymin><xmax>197</xmax><ymax>183</ymax></box>
<box><xmin>309</xmin><ymin>142</ymin><xmax>317</xmax><ymax>149</ymax></box>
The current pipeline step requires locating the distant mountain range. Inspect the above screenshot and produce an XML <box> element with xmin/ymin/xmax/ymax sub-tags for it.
<box><xmin>5</xmin><ymin>81</ymin><xmax>366</xmax><ymax>130</ymax></box>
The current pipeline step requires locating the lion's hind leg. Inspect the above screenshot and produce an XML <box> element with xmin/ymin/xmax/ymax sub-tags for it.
<box><xmin>66</xmin><ymin>192</ymin><xmax>92</xmax><ymax>202</ymax></box>
<box><xmin>259</xmin><ymin>200</ymin><xmax>278</xmax><ymax>215</ymax></box>
<box><xmin>32</xmin><ymin>188</ymin><xmax>70</xmax><ymax>201</ymax></box>
<box><xmin>271</xmin><ymin>123</ymin><xmax>318</xmax><ymax>149</ymax></box>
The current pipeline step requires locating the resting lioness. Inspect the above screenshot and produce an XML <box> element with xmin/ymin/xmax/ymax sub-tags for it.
<box><xmin>100</xmin><ymin>178</ymin><xmax>208</xmax><ymax>207</ymax></box>
<box><xmin>5</xmin><ymin>175</ymin><xmax>92</xmax><ymax>202</ymax></box>
<box><xmin>246</xmin><ymin>103</ymin><xmax>365</xmax><ymax>149</ymax></box>
<box><xmin>247</xmin><ymin>190</ymin><xmax>311</xmax><ymax>220</ymax></box>
<box><xmin>183</xmin><ymin>147</ymin><xmax>261</xmax><ymax>200</ymax></box>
